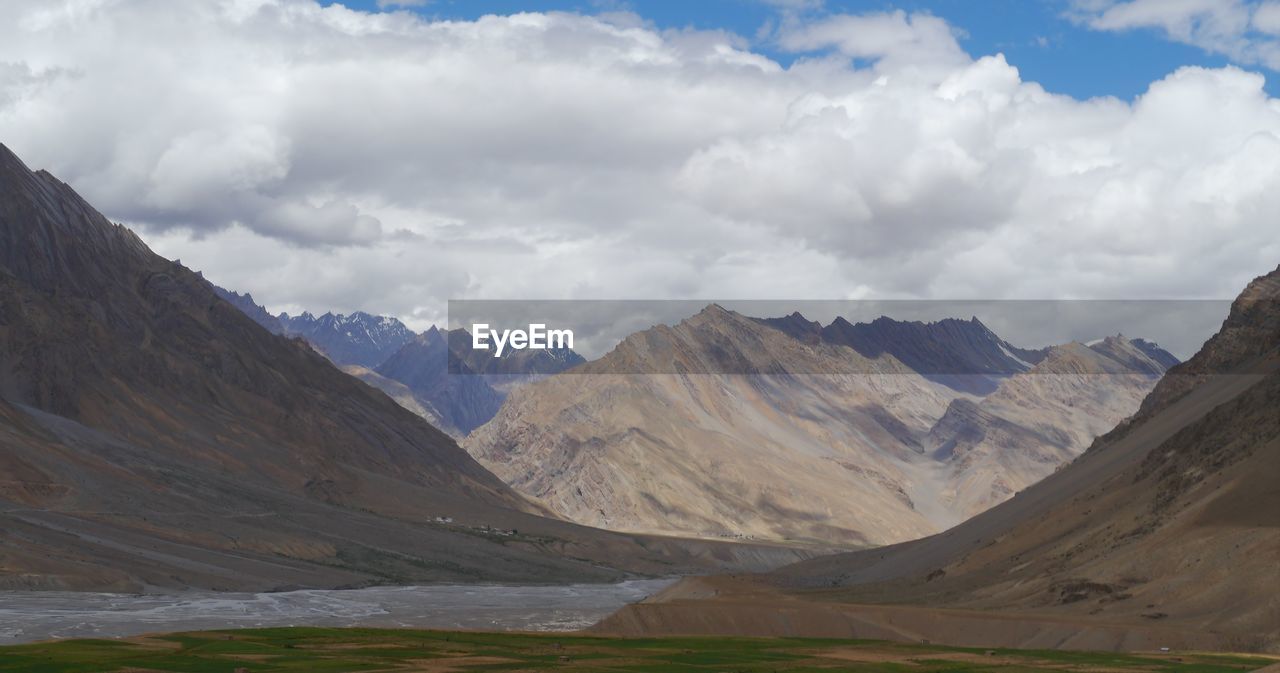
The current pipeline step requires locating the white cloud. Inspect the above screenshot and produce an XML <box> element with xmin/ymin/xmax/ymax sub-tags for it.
<box><xmin>0</xmin><ymin>0</ymin><xmax>1278</xmax><ymax>328</ymax></box>
<box><xmin>1256</xmin><ymin>1</ymin><xmax>1280</xmax><ymax>34</ymax></box>
<box><xmin>777</xmin><ymin>10</ymin><xmax>969</xmax><ymax>73</ymax></box>
<box><xmin>1071</xmin><ymin>0</ymin><xmax>1280</xmax><ymax>70</ymax></box>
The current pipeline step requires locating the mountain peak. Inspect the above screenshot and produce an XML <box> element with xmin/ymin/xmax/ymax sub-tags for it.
<box><xmin>0</xmin><ymin>142</ymin><xmax>28</xmax><ymax>172</ymax></box>
<box><xmin>757</xmin><ymin>311</ymin><xmax>823</xmax><ymax>344</ymax></box>
<box><xmin>0</xmin><ymin>145</ymin><xmax>152</xmax><ymax>294</ymax></box>
<box><xmin>697</xmin><ymin>302</ymin><xmax>731</xmax><ymax>317</ymax></box>
<box><xmin>826</xmin><ymin>315</ymin><xmax>855</xmax><ymax>330</ymax></box>
<box><xmin>817</xmin><ymin>312</ymin><xmax>1043</xmax><ymax>388</ymax></box>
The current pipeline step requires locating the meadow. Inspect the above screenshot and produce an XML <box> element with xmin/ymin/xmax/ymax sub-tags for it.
<box><xmin>0</xmin><ymin>627</ymin><xmax>1274</xmax><ymax>672</ymax></box>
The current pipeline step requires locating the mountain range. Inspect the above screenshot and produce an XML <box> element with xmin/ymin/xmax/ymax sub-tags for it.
<box><xmin>212</xmin><ymin>290</ymin><xmax>585</xmax><ymax>436</ymax></box>
<box><xmin>9</xmin><ymin>137</ymin><xmax>1267</xmax><ymax>652</ymax></box>
<box><xmin>208</xmin><ymin>226</ymin><xmax>1182</xmax><ymax>557</ymax></box>
<box><xmin>277</xmin><ymin>311</ymin><xmax>417</xmax><ymax>369</ymax></box>
<box><xmin>0</xmin><ymin>143</ymin><xmax>813</xmax><ymax>591</ymax></box>
<box><xmin>466</xmin><ymin>305</ymin><xmax>1177</xmax><ymax>545</ymax></box>
<box><xmin>211</xmin><ymin>287</ymin><xmax>418</xmax><ymax>370</ymax></box>
<box><xmin>768</xmin><ymin>313</ymin><xmax>1049</xmax><ymax>394</ymax></box>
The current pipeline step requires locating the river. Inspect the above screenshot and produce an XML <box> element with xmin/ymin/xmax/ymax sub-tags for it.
<box><xmin>0</xmin><ymin>579</ymin><xmax>675</xmax><ymax>644</ymax></box>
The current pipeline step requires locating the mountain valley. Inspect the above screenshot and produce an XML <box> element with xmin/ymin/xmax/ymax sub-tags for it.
<box><xmin>596</xmin><ymin>265</ymin><xmax>1280</xmax><ymax>651</ymax></box>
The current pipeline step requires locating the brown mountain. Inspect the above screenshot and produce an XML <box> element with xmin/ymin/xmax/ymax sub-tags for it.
<box><xmin>596</xmin><ymin>266</ymin><xmax>1280</xmax><ymax>652</ymax></box>
<box><xmin>466</xmin><ymin>305</ymin><xmax>1172</xmax><ymax>545</ymax></box>
<box><xmin>928</xmin><ymin>336</ymin><xmax>1174</xmax><ymax>517</ymax></box>
<box><xmin>0</xmin><ymin>144</ymin><xmax>812</xmax><ymax>591</ymax></box>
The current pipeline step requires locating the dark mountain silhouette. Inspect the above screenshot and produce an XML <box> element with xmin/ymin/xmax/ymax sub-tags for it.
<box><xmin>211</xmin><ymin>286</ymin><xmax>285</xmax><ymax>334</ymax></box>
<box><xmin>819</xmin><ymin>315</ymin><xmax>1048</xmax><ymax>394</ymax></box>
<box><xmin>0</xmin><ymin>144</ymin><xmax>812</xmax><ymax>591</ymax></box>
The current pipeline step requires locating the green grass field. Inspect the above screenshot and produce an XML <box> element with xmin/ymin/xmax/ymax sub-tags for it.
<box><xmin>0</xmin><ymin>627</ymin><xmax>1273</xmax><ymax>673</ymax></box>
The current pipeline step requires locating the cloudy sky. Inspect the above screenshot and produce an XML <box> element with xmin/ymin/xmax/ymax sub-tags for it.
<box><xmin>2</xmin><ymin>0</ymin><xmax>1280</xmax><ymax>331</ymax></box>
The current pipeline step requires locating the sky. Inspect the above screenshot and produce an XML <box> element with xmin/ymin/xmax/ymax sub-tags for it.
<box><xmin>334</xmin><ymin>0</ymin><xmax>1247</xmax><ymax>100</ymax></box>
<box><xmin>2</xmin><ymin>0</ymin><xmax>1280</xmax><ymax>333</ymax></box>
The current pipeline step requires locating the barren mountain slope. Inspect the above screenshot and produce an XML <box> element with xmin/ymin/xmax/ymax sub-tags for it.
<box><xmin>468</xmin><ymin>303</ymin><xmax>1173</xmax><ymax>545</ymax></box>
<box><xmin>467</xmin><ymin>305</ymin><xmax>962</xmax><ymax>545</ymax></box>
<box><xmin>930</xmin><ymin>337</ymin><xmax>1171</xmax><ymax>517</ymax></box>
<box><xmin>0</xmin><ymin>144</ymin><xmax>813</xmax><ymax>590</ymax></box>
<box><xmin>598</xmin><ymin>265</ymin><xmax>1280</xmax><ymax>650</ymax></box>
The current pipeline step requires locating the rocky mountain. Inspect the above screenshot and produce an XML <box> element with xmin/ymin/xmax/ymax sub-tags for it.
<box><xmin>212</xmin><ymin>291</ymin><xmax>585</xmax><ymax>435</ymax></box>
<box><xmin>469</xmin><ymin>305</ymin><xmax>957</xmax><ymax>545</ymax></box>
<box><xmin>926</xmin><ymin>336</ymin><xmax>1175</xmax><ymax>517</ymax></box>
<box><xmin>599</xmin><ymin>266</ymin><xmax>1280</xmax><ymax>651</ymax></box>
<box><xmin>207</xmin><ymin>289</ymin><xmax>414</xmax><ymax>369</ymax></box>
<box><xmin>372</xmin><ymin>327</ymin><xmax>506</xmax><ymax>436</ymax></box>
<box><xmin>211</xmin><ymin>286</ymin><xmax>284</xmax><ymax>334</ymax></box>
<box><xmin>446</xmin><ymin>327</ymin><xmax>586</xmax><ymax>385</ymax></box>
<box><xmin>366</xmin><ymin>326</ymin><xmax>585</xmax><ymax>436</ymax></box>
<box><xmin>1131</xmin><ymin>337</ymin><xmax>1182</xmax><ymax>370</ymax></box>
<box><xmin>277</xmin><ymin>310</ymin><xmax>415</xmax><ymax>369</ymax></box>
<box><xmin>466</xmin><ymin>305</ymin><xmax>1174</xmax><ymax>545</ymax></box>
<box><xmin>0</xmin><ymin>144</ymin><xmax>814</xmax><ymax>591</ymax></box>
<box><xmin>821</xmin><ymin>315</ymin><xmax>1048</xmax><ymax>394</ymax></box>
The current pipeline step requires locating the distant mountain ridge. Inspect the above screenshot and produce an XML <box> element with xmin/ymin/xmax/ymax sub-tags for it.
<box><xmin>211</xmin><ymin>286</ymin><xmax>285</xmax><ymax>334</ymax></box>
<box><xmin>211</xmin><ymin>290</ymin><xmax>586</xmax><ymax>436</ymax></box>
<box><xmin>277</xmin><ymin>310</ymin><xmax>416</xmax><ymax>369</ymax></box>
<box><xmin>467</xmin><ymin>305</ymin><xmax>1177</xmax><ymax>544</ymax></box>
<box><xmin>447</xmin><ymin>327</ymin><xmax>586</xmax><ymax>379</ymax></box>
<box><xmin>765</xmin><ymin>314</ymin><xmax>1049</xmax><ymax>394</ymax></box>
<box><xmin>211</xmin><ymin>284</ymin><xmax>1181</xmax><ymax>543</ymax></box>
<box><xmin>373</xmin><ymin>327</ymin><xmax>506</xmax><ymax>436</ymax></box>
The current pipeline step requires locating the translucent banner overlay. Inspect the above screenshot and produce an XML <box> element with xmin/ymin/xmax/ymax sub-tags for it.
<box><xmin>446</xmin><ymin>299</ymin><xmax>1236</xmax><ymax>376</ymax></box>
